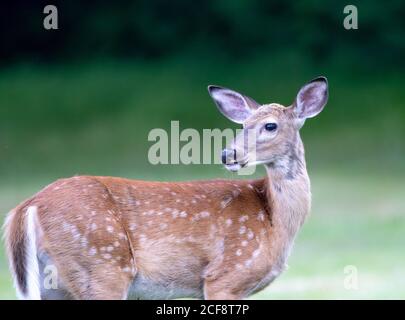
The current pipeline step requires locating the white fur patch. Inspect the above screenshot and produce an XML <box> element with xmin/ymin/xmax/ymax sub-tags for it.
<box><xmin>25</xmin><ymin>206</ymin><xmax>41</xmax><ymax>300</ymax></box>
<box><xmin>89</xmin><ymin>247</ymin><xmax>97</xmax><ymax>256</ymax></box>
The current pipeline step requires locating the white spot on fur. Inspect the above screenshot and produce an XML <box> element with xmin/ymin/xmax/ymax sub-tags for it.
<box><xmin>200</xmin><ymin>211</ymin><xmax>210</xmax><ymax>218</ymax></box>
<box><xmin>247</xmin><ymin>229</ymin><xmax>254</xmax><ymax>240</ymax></box>
<box><xmin>239</xmin><ymin>226</ymin><xmax>246</xmax><ymax>235</ymax></box>
<box><xmin>239</xmin><ymin>215</ymin><xmax>249</xmax><ymax>223</ymax></box>
<box><xmin>232</xmin><ymin>189</ymin><xmax>240</xmax><ymax>197</ymax></box>
<box><xmin>81</xmin><ymin>237</ymin><xmax>88</xmax><ymax>247</ymax></box>
<box><xmin>103</xmin><ymin>253</ymin><xmax>112</xmax><ymax>260</ymax></box>
<box><xmin>160</xmin><ymin>223</ymin><xmax>168</xmax><ymax>230</ymax></box>
<box><xmin>70</xmin><ymin>225</ymin><xmax>81</xmax><ymax>241</ymax></box>
<box><xmin>236</xmin><ymin>249</ymin><xmax>242</xmax><ymax>256</ymax></box>
<box><xmin>179</xmin><ymin>211</ymin><xmax>188</xmax><ymax>218</ymax></box>
<box><xmin>106</xmin><ymin>225</ymin><xmax>114</xmax><ymax>233</ymax></box>
<box><xmin>225</xmin><ymin>219</ymin><xmax>232</xmax><ymax>227</ymax></box>
<box><xmin>62</xmin><ymin>221</ymin><xmax>70</xmax><ymax>232</ymax></box>
<box><xmin>89</xmin><ymin>247</ymin><xmax>97</xmax><ymax>256</ymax></box>
<box><xmin>129</xmin><ymin>223</ymin><xmax>137</xmax><ymax>231</ymax></box>
<box><xmin>241</xmin><ymin>240</ymin><xmax>248</xmax><ymax>247</ymax></box>
<box><xmin>171</xmin><ymin>209</ymin><xmax>179</xmax><ymax>218</ymax></box>
<box><xmin>122</xmin><ymin>266</ymin><xmax>131</xmax><ymax>273</ymax></box>
<box><xmin>107</xmin><ymin>246</ymin><xmax>114</xmax><ymax>252</ymax></box>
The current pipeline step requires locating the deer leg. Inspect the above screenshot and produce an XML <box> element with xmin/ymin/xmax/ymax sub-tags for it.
<box><xmin>59</xmin><ymin>262</ymin><xmax>134</xmax><ymax>300</ymax></box>
<box><xmin>39</xmin><ymin>248</ymin><xmax>136</xmax><ymax>300</ymax></box>
<box><xmin>203</xmin><ymin>280</ymin><xmax>244</xmax><ymax>300</ymax></box>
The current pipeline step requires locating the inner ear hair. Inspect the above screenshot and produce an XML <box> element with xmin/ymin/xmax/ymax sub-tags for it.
<box><xmin>208</xmin><ymin>85</ymin><xmax>261</xmax><ymax>124</ymax></box>
<box><xmin>295</xmin><ymin>76</ymin><xmax>328</xmax><ymax>119</ymax></box>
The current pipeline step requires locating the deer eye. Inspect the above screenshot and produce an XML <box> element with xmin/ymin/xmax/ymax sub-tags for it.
<box><xmin>264</xmin><ymin>123</ymin><xmax>277</xmax><ymax>131</ymax></box>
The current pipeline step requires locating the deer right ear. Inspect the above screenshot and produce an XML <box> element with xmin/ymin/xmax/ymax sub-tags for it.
<box><xmin>294</xmin><ymin>77</ymin><xmax>328</xmax><ymax>119</ymax></box>
<box><xmin>208</xmin><ymin>85</ymin><xmax>260</xmax><ymax>124</ymax></box>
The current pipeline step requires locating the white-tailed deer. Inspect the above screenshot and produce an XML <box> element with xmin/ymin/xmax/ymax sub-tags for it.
<box><xmin>4</xmin><ymin>77</ymin><xmax>328</xmax><ymax>300</ymax></box>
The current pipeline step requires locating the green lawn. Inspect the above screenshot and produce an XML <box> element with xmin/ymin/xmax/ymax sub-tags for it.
<box><xmin>1</xmin><ymin>170</ymin><xmax>404</xmax><ymax>300</ymax></box>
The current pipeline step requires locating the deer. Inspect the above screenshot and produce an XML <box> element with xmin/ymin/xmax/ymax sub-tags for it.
<box><xmin>3</xmin><ymin>77</ymin><xmax>328</xmax><ymax>300</ymax></box>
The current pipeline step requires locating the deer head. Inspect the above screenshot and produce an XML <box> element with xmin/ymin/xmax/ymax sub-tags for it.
<box><xmin>208</xmin><ymin>77</ymin><xmax>328</xmax><ymax>172</ymax></box>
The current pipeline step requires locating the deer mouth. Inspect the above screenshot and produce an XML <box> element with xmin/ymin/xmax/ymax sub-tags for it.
<box><xmin>224</xmin><ymin>158</ymin><xmax>248</xmax><ymax>172</ymax></box>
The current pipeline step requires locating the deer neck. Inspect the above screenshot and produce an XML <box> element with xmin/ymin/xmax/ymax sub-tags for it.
<box><xmin>264</xmin><ymin>136</ymin><xmax>311</xmax><ymax>241</ymax></box>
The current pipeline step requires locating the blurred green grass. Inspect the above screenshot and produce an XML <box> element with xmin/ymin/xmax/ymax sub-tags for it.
<box><xmin>0</xmin><ymin>54</ymin><xmax>404</xmax><ymax>299</ymax></box>
<box><xmin>0</xmin><ymin>53</ymin><xmax>404</xmax><ymax>183</ymax></box>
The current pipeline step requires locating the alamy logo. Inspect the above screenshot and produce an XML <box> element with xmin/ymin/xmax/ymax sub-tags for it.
<box><xmin>343</xmin><ymin>265</ymin><xmax>359</xmax><ymax>290</ymax></box>
<box><xmin>43</xmin><ymin>5</ymin><xmax>58</xmax><ymax>30</ymax></box>
<box><xmin>148</xmin><ymin>121</ymin><xmax>257</xmax><ymax>175</ymax></box>
<box><xmin>43</xmin><ymin>264</ymin><xmax>58</xmax><ymax>290</ymax></box>
<box><xmin>343</xmin><ymin>5</ymin><xmax>358</xmax><ymax>30</ymax></box>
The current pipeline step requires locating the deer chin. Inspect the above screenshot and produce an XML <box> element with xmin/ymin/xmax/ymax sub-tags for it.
<box><xmin>224</xmin><ymin>163</ymin><xmax>242</xmax><ymax>172</ymax></box>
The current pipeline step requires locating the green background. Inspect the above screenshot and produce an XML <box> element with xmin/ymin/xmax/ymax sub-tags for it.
<box><xmin>0</xmin><ymin>0</ymin><xmax>404</xmax><ymax>299</ymax></box>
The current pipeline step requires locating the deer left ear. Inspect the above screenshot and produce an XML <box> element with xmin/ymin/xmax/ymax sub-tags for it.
<box><xmin>208</xmin><ymin>85</ymin><xmax>260</xmax><ymax>124</ymax></box>
<box><xmin>294</xmin><ymin>76</ymin><xmax>328</xmax><ymax>119</ymax></box>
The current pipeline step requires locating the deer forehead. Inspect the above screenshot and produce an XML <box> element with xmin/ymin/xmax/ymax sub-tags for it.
<box><xmin>245</xmin><ymin>103</ymin><xmax>291</xmax><ymax>125</ymax></box>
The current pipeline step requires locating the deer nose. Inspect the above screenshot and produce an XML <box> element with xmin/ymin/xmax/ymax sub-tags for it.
<box><xmin>222</xmin><ymin>149</ymin><xmax>236</xmax><ymax>164</ymax></box>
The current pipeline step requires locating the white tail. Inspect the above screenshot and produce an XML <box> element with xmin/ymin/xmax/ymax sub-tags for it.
<box><xmin>4</xmin><ymin>77</ymin><xmax>328</xmax><ymax>299</ymax></box>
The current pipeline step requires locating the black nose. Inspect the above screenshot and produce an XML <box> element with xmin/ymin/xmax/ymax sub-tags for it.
<box><xmin>222</xmin><ymin>149</ymin><xmax>235</xmax><ymax>164</ymax></box>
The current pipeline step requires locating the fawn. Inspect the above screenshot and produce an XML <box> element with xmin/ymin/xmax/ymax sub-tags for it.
<box><xmin>4</xmin><ymin>77</ymin><xmax>328</xmax><ymax>300</ymax></box>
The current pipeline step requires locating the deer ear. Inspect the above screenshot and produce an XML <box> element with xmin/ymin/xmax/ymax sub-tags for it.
<box><xmin>294</xmin><ymin>77</ymin><xmax>328</xmax><ymax>119</ymax></box>
<box><xmin>208</xmin><ymin>85</ymin><xmax>260</xmax><ymax>124</ymax></box>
